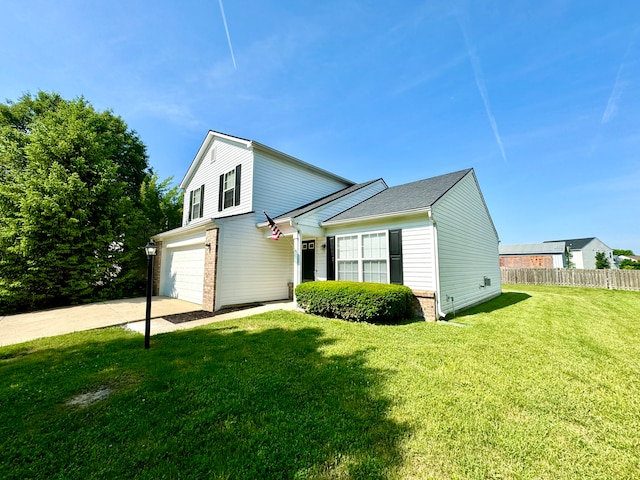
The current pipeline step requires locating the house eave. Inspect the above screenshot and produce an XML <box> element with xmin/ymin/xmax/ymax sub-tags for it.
<box><xmin>180</xmin><ymin>131</ymin><xmax>253</xmax><ymax>189</ymax></box>
<box><xmin>321</xmin><ymin>207</ymin><xmax>432</xmax><ymax>227</ymax></box>
<box><xmin>152</xmin><ymin>218</ymin><xmax>217</xmax><ymax>241</ymax></box>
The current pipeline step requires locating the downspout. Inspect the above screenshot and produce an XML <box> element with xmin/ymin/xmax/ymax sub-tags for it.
<box><xmin>430</xmin><ymin>212</ymin><xmax>446</xmax><ymax>319</ymax></box>
<box><xmin>291</xmin><ymin>220</ymin><xmax>302</xmax><ymax>305</ymax></box>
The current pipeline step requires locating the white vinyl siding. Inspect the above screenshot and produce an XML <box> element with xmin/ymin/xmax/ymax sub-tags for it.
<box><xmin>295</xmin><ymin>180</ymin><xmax>387</xmax><ymax>229</ymax></box>
<box><xmin>215</xmin><ymin>213</ymin><xmax>292</xmax><ymax>308</ymax></box>
<box><xmin>253</xmin><ymin>151</ymin><xmax>351</xmax><ymax>216</ymax></box>
<box><xmin>182</xmin><ymin>136</ymin><xmax>253</xmax><ymax>225</ymax></box>
<box><xmin>400</xmin><ymin>225</ymin><xmax>436</xmax><ymax>291</ymax></box>
<box><xmin>431</xmin><ymin>171</ymin><xmax>501</xmax><ymax>314</ymax></box>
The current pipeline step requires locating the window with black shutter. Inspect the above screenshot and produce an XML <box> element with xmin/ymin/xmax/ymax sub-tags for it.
<box><xmin>218</xmin><ymin>164</ymin><xmax>242</xmax><ymax>211</ymax></box>
<box><xmin>389</xmin><ymin>229</ymin><xmax>403</xmax><ymax>284</ymax></box>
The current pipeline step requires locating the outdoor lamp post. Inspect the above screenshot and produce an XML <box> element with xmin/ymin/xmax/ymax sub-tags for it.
<box><xmin>144</xmin><ymin>240</ymin><xmax>158</xmax><ymax>349</ymax></box>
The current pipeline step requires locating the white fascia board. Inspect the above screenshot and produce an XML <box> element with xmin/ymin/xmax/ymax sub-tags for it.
<box><xmin>256</xmin><ymin>216</ymin><xmax>292</xmax><ymax>228</ymax></box>
<box><xmin>179</xmin><ymin>131</ymin><xmax>253</xmax><ymax>188</ymax></box>
<box><xmin>321</xmin><ymin>207</ymin><xmax>432</xmax><ymax>227</ymax></box>
<box><xmin>153</xmin><ymin>219</ymin><xmax>217</xmax><ymax>241</ymax></box>
<box><xmin>251</xmin><ymin>141</ymin><xmax>353</xmax><ymax>186</ymax></box>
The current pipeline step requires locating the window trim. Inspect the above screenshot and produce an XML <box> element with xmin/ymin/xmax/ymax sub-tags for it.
<box><xmin>335</xmin><ymin>230</ymin><xmax>389</xmax><ymax>283</ymax></box>
<box><xmin>218</xmin><ymin>164</ymin><xmax>242</xmax><ymax>212</ymax></box>
<box><xmin>189</xmin><ymin>185</ymin><xmax>205</xmax><ymax>221</ymax></box>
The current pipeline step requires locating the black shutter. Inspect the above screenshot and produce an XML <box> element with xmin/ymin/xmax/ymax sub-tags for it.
<box><xmin>218</xmin><ymin>174</ymin><xmax>224</xmax><ymax>211</ymax></box>
<box><xmin>188</xmin><ymin>190</ymin><xmax>193</xmax><ymax>221</ymax></box>
<box><xmin>389</xmin><ymin>229</ymin><xmax>403</xmax><ymax>284</ymax></box>
<box><xmin>234</xmin><ymin>164</ymin><xmax>241</xmax><ymax>206</ymax></box>
<box><xmin>199</xmin><ymin>184</ymin><xmax>205</xmax><ymax>218</ymax></box>
<box><xmin>326</xmin><ymin>236</ymin><xmax>335</xmax><ymax>280</ymax></box>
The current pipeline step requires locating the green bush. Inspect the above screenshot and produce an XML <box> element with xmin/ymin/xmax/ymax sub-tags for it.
<box><xmin>295</xmin><ymin>281</ymin><xmax>413</xmax><ymax>323</ymax></box>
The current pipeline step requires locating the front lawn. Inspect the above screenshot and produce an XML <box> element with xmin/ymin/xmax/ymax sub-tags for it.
<box><xmin>1</xmin><ymin>285</ymin><xmax>639</xmax><ymax>479</ymax></box>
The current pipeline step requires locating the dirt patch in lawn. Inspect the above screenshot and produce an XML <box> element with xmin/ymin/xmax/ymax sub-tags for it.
<box><xmin>66</xmin><ymin>387</ymin><xmax>113</xmax><ymax>408</ymax></box>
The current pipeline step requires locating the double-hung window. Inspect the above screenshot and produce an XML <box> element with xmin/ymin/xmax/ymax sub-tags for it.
<box><xmin>223</xmin><ymin>169</ymin><xmax>235</xmax><ymax>209</ymax></box>
<box><xmin>362</xmin><ymin>232</ymin><xmax>388</xmax><ymax>283</ymax></box>
<box><xmin>189</xmin><ymin>185</ymin><xmax>204</xmax><ymax>221</ymax></box>
<box><xmin>218</xmin><ymin>164</ymin><xmax>242</xmax><ymax>211</ymax></box>
<box><xmin>336</xmin><ymin>231</ymin><xmax>388</xmax><ymax>283</ymax></box>
<box><xmin>337</xmin><ymin>235</ymin><xmax>359</xmax><ymax>281</ymax></box>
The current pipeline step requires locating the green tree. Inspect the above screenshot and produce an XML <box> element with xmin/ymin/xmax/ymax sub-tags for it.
<box><xmin>565</xmin><ymin>247</ymin><xmax>575</xmax><ymax>269</ymax></box>
<box><xmin>613</xmin><ymin>249</ymin><xmax>634</xmax><ymax>256</ymax></box>
<box><xmin>123</xmin><ymin>174</ymin><xmax>184</xmax><ymax>286</ymax></box>
<box><xmin>595</xmin><ymin>251</ymin><xmax>611</xmax><ymax>269</ymax></box>
<box><xmin>619</xmin><ymin>259</ymin><xmax>640</xmax><ymax>270</ymax></box>
<box><xmin>0</xmin><ymin>91</ymin><xmax>178</xmax><ymax>313</ymax></box>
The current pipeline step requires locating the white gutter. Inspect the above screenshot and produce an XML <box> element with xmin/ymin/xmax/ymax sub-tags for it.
<box><xmin>431</xmin><ymin>213</ymin><xmax>446</xmax><ymax>319</ymax></box>
<box><xmin>321</xmin><ymin>206</ymin><xmax>432</xmax><ymax>227</ymax></box>
<box><xmin>152</xmin><ymin>218</ymin><xmax>217</xmax><ymax>241</ymax></box>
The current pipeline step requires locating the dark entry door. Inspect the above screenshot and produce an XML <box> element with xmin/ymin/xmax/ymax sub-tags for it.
<box><xmin>302</xmin><ymin>240</ymin><xmax>315</xmax><ymax>282</ymax></box>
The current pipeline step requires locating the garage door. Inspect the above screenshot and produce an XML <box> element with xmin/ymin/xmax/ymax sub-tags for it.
<box><xmin>161</xmin><ymin>245</ymin><xmax>205</xmax><ymax>305</ymax></box>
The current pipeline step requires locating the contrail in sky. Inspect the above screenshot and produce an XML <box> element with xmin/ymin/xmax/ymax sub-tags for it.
<box><xmin>218</xmin><ymin>0</ymin><xmax>237</xmax><ymax>69</ymax></box>
<box><xmin>601</xmin><ymin>31</ymin><xmax>636</xmax><ymax>124</ymax></box>
<box><xmin>459</xmin><ymin>20</ymin><xmax>507</xmax><ymax>164</ymax></box>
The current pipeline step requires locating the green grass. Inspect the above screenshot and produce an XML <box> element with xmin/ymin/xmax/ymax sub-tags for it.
<box><xmin>1</xmin><ymin>285</ymin><xmax>639</xmax><ymax>479</ymax></box>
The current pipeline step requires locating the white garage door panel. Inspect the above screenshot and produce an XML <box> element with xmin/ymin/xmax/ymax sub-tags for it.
<box><xmin>161</xmin><ymin>246</ymin><xmax>205</xmax><ymax>305</ymax></box>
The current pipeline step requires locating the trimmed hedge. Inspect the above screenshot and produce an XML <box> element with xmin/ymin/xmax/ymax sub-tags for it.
<box><xmin>295</xmin><ymin>281</ymin><xmax>414</xmax><ymax>323</ymax></box>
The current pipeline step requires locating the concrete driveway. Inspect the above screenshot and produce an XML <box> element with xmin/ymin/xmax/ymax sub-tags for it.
<box><xmin>0</xmin><ymin>297</ymin><xmax>296</xmax><ymax>347</ymax></box>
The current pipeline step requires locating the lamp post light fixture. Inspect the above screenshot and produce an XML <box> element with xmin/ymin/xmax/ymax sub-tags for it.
<box><xmin>144</xmin><ymin>239</ymin><xmax>158</xmax><ymax>349</ymax></box>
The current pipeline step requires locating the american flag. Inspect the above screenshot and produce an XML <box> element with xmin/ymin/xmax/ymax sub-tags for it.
<box><xmin>263</xmin><ymin>212</ymin><xmax>282</xmax><ymax>240</ymax></box>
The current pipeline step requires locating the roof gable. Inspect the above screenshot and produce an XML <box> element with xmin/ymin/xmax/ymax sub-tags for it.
<box><xmin>324</xmin><ymin>168</ymin><xmax>472</xmax><ymax>223</ymax></box>
<box><xmin>180</xmin><ymin>131</ymin><xmax>251</xmax><ymax>189</ymax></box>
<box><xmin>181</xmin><ymin>130</ymin><xmax>353</xmax><ymax>190</ymax></box>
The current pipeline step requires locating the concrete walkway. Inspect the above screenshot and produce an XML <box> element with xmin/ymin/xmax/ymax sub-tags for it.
<box><xmin>0</xmin><ymin>297</ymin><xmax>296</xmax><ymax>347</ymax></box>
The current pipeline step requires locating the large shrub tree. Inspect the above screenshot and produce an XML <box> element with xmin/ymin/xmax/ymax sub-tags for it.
<box><xmin>0</xmin><ymin>92</ymin><xmax>181</xmax><ymax>314</ymax></box>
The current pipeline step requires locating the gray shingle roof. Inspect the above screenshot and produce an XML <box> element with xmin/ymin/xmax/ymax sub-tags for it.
<box><xmin>272</xmin><ymin>179</ymin><xmax>384</xmax><ymax>220</ymax></box>
<box><xmin>544</xmin><ymin>238</ymin><xmax>596</xmax><ymax>250</ymax></box>
<box><xmin>499</xmin><ymin>242</ymin><xmax>566</xmax><ymax>255</ymax></box>
<box><xmin>324</xmin><ymin>168</ymin><xmax>473</xmax><ymax>223</ymax></box>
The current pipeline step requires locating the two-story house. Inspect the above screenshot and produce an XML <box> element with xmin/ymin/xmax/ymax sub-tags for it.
<box><xmin>153</xmin><ymin>130</ymin><xmax>502</xmax><ymax>319</ymax></box>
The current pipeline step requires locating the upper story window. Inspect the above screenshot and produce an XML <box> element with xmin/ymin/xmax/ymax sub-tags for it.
<box><xmin>223</xmin><ymin>169</ymin><xmax>235</xmax><ymax>209</ymax></box>
<box><xmin>189</xmin><ymin>185</ymin><xmax>205</xmax><ymax>221</ymax></box>
<box><xmin>218</xmin><ymin>164</ymin><xmax>241</xmax><ymax>211</ymax></box>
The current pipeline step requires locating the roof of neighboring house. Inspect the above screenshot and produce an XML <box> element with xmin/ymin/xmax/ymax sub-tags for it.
<box><xmin>323</xmin><ymin>168</ymin><xmax>473</xmax><ymax>223</ymax></box>
<box><xmin>618</xmin><ymin>255</ymin><xmax>640</xmax><ymax>262</ymax></box>
<box><xmin>499</xmin><ymin>242</ymin><xmax>566</xmax><ymax>255</ymax></box>
<box><xmin>272</xmin><ymin>178</ymin><xmax>386</xmax><ymax>221</ymax></box>
<box><xmin>544</xmin><ymin>237</ymin><xmax>597</xmax><ymax>250</ymax></box>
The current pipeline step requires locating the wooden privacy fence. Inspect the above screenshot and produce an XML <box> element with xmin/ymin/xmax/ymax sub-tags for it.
<box><xmin>501</xmin><ymin>268</ymin><xmax>640</xmax><ymax>291</ymax></box>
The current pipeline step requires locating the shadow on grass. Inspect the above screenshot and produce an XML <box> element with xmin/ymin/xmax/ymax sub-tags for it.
<box><xmin>455</xmin><ymin>291</ymin><xmax>531</xmax><ymax>318</ymax></box>
<box><xmin>0</xmin><ymin>320</ymin><xmax>408</xmax><ymax>479</ymax></box>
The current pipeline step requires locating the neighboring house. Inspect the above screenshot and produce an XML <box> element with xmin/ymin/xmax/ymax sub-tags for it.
<box><xmin>153</xmin><ymin>130</ymin><xmax>501</xmax><ymax>320</ymax></box>
<box><xmin>617</xmin><ymin>255</ymin><xmax>640</xmax><ymax>263</ymax></box>
<box><xmin>545</xmin><ymin>238</ymin><xmax>616</xmax><ymax>269</ymax></box>
<box><xmin>499</xmin><ymin>242</ymin><xmax>567</xmax><ymax>268</ymax></box>
<box><xmin>499</xmin><ymin>237</ymin><xmax>616</xmax><ymax>269</ymax></box>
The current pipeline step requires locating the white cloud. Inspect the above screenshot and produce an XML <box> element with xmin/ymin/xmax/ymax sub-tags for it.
<box><xmin>458</xmin><ymin>17</ymin><xmax>508</xmax><ymax>164</ymax></box>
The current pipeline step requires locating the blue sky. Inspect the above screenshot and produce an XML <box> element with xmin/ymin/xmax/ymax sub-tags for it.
<box><xmin>2</xmin><ymin>1</ymin><xmax>639</xmax><ymax>253</ymax></box>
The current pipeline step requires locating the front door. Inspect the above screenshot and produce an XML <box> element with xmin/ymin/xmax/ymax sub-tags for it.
<box><xmin>302</xmin><ymin>240</ymin><xmax>315</xmax><ymax>282</ymax></box>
